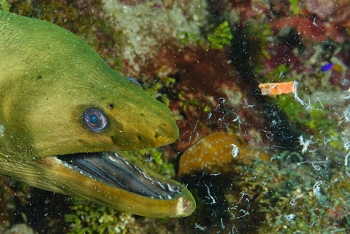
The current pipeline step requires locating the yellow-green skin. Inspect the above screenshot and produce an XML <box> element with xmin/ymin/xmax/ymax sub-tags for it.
<box><xmin>0</xmin><ymin>11</ymin><xmax>195</xmax><ymax>218</ymax></box>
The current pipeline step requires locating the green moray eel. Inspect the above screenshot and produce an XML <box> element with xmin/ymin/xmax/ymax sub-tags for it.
<box><xmin>0</xmin><ymin>10</ymin><xmax>195</xmax><ymax>218</ymax></box>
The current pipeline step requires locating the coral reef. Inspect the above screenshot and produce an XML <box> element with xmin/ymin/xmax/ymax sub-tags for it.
<box><xmin>176</xmin><ymin>0</ymin><xmax>350</xmax><ymax>232</ymax></box>
<box><xmin>102</xmin><ymin>0</ymin><xmax>209</xmax><ymax>77</ymax></box>
<box><xmin>1</xmin><ymin>0</ymin><xmax>350</xmax><ymax>233</ymax></box>
<box><xmin>180</xmin><ymin>153</ymin><xmax>350</xmax><ymax>233</ymax></box>
<box><xmin>233</xmin><ymin>155</ymin><xmax>350</xmax><ymax>233</ymax></box>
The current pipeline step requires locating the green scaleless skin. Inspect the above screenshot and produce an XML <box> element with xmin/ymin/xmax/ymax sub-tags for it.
<box><xmin>0</xmin><ymin>11</ymin><xmax>195</xmax><ymax>218</ymax></box>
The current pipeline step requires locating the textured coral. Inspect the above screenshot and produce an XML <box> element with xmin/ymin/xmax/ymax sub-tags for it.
<box><xmin>102</xmin><ymin>0</ymin><xmax>208</xmax><ymax>77</ymax></box>
<box><xmin>307</xmin><ymin>0</ymin><xmax>350</xmax><ymax>23</ymax></box>
<box><xmin>178</xmin><ymin>132</ymin><xmax>269</xmax><ymax>176</ymax></box>
<box><xmin>180</xmin><ymin>150</ymin><xmax>350</xmax><ymax>233</ymax></box>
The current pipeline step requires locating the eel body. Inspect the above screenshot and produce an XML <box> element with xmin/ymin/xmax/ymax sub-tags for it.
<box><xmin>0</xmin><ymin>11</ymin><xmax>195</xmax><ymax>218</ymax></box>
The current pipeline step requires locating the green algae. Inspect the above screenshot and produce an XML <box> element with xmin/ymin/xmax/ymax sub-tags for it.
<box><xmin>65</xmin><ymin>199</ymin><xmax>135</xmax><ymax>234</ymax></box>
<box><xmin>207</xmin><ymin>21</ymin><xmax>233</xmax><ymax>49</ymax></box>
<box><xmin>0</xmin><ymin>0</ymin><xmax>10</xmax><ymax>11</ymax></box>
<box><xmin>177</xmin><ymin>31</ymin><xmax>205</xmax><ymax>46</ymax></box>
<box><xmin>288</xmin><ymin>0</ymin><xmax>300</xmax><ymax>15</ymax></box>
<box><xmin>141</xmin><ymin>76</ymin><xmax>177</xmax><ymax>108</ymax></box>
<box><xmin>248</xmin><ymin>155</ymin><xmax>350</xmax><ymax>233</ymax></box>
<box><xmin>276</xmin><ymin>95</ymin><xmax>343</xmax><ymax>150</ymax></box>
<box><xmin>262</xmin><ymin>64</ymin><xmax>292</xmax><ymax>82</ymax></box>
<box><xmin>122</xmin><ymin>148</ymin><xmax>176</xmax><ymax>179</ymax></box>
<box><xmin>248</xmin><ymin>154</ymin><xmax>349</xmax><ymax>232</ymax></box>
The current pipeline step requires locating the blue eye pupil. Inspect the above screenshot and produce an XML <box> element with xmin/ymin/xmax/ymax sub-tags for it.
<box><xmin>90</xmin><ymin>114</ymin><xmax>98</xmax><ymax>124</ymax></box>
<box><xmin>83</xmin><ymin>108</ymin><xmax>108</xmax><ymax>132</ymax></box>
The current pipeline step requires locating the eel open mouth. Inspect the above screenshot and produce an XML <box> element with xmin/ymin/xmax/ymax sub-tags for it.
<box><xmin>57</xmin><ymin>152</ymin><xmax>182</xmax><ymax>200</ymax></box>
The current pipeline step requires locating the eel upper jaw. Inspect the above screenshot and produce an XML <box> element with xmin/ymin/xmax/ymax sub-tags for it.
<box><xmin>57</xmin><ymin>152</ymin><xmax>180</xmax><ymax>199</ymax></box>
<box><xmin>35</xmin><ymin>151</ymin><xmax>196</xmax><ymax>218</ymax></box>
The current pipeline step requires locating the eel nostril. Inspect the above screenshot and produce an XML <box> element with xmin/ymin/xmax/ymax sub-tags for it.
<box><xmin>155</xmin><ymin>127</ymin><xmax>166</xmax><ymax>139</ymax></box>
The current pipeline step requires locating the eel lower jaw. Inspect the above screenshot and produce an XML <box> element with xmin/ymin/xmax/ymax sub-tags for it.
<box><xmin>39</xmin><ymin>151</ymin><xmax>196</xmax><ymax>218</ymax></box>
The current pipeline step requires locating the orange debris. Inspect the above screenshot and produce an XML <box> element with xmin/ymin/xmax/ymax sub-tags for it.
<box><xmin>332</xmin><ymin>63</ymin><xmax>343</xmax><ymax>73</ymax></box>
<box><xmin>258</xmin><ymin>81</ymin><xmax>296</xmax><ymax>96</ymax></box>
<box><xmin>178</xmin><ymin>132</ymin><xmax>269</xmax><ymax>176</ymax></box>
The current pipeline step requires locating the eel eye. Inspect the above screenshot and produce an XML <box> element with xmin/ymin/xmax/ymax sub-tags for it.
<box><xmin>83</xmin><ymin>108</ymin><xmax>108</xmax><ymax>132</ymax></box>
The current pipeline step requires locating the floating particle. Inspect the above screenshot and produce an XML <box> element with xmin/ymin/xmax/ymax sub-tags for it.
<box><xmin>259</xmin><ymin>81</ymin><xmax>296</xmax><ymax>96</ymax></box>
<box><xmin>259</xmin><ymin>81</ymin><xmax>305</xmax><ymax>105</ymax></box>
<box><xmin>332</xmin><ymin>63</ymin><xmax>343</xmax><ymax>72</ymax></box>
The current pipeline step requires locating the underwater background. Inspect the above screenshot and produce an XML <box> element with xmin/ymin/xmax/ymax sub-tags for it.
<box><xmin>0</xmin><ymin>0</ymin><xmax>350</xmax><ymax>233</ymax></box>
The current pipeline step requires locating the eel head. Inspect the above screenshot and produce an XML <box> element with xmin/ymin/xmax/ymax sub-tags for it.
<box><xmin>0</xmin><ymin>11</ymin><xmax>195</xmax><ymax>218</ymax></box>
